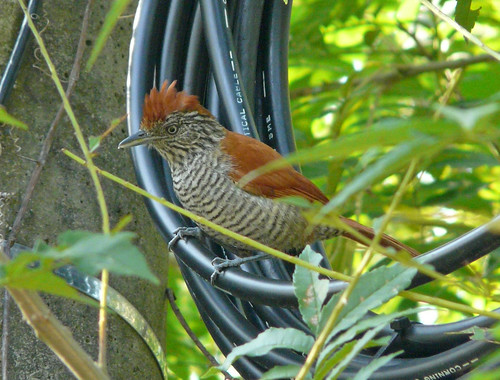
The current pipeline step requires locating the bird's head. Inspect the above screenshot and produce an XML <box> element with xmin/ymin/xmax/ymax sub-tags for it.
<box><xmin>119</xmin><ymin>81</ymin><xmax>225</xmax><ymax>162</ymax></box>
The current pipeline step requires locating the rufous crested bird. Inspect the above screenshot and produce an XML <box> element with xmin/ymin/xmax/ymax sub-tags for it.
<box><xmin>119</xmin><ymin>81</ymin><xmax>419</xmax><ymax>282</ymax></box>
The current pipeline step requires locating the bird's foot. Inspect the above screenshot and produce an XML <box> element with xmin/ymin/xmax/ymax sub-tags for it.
<box><xmin>210</xmin><ymin>253</ymin><xmax>271</xmax><ymax>285</ymax></box>
<box><xmin>168</xmin><ymin>227</ymin><xmax>203</xmax><ymax>251</ymax></box>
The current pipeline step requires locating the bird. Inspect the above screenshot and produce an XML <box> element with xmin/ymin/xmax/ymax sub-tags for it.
<box><xmin>119</xmin><ymin>80</ymin><xmax>419</xmax><ymax>282</ymax></box>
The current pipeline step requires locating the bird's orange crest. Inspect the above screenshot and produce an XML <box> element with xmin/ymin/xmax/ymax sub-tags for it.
<box><xmin>141</xmin><ymin>80</ymin><xmax>212</xmax><ymax>129</ymax></box>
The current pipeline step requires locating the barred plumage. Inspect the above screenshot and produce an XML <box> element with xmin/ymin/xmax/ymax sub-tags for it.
<box><xmin>168</xmin><ymin>148</ymin><xmax>324</xmax><ymax>256</ymax></box>
<box><xmin>118</xmin><ymin>81</ymin><xmax>420</xmax><ymax>261</ymax></box>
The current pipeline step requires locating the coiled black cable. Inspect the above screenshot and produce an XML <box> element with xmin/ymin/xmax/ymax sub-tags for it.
<box><xmin>1</xmin><ymin>0</ymin><xmax>497</xmax><ymax>377</ymax></box>
<box><xmin>0</xmin><ymin>0</ymin><xmax>41</xmax><ymax>105</ymax></box>
<box><xmin>126</xmin><ymin>0</ymin><xmax>500</xmax><ymax>378</ymax></box>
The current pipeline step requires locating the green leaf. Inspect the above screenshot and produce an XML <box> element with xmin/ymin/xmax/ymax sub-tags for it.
<box><xmin>278</xmin><ymin>196</ymin><xmax>319</xmax><ymax>208</ymax></box>
<box><xmin>261</xmin><ymin>365</ymin><xmax>307</xmax><ymax>380</ymax></box>
<box><xmin>240</xmin><ymin>118</ymin><xmax>465</xmax><ymax>188</ymax></box>
<box><xmin>0</xmin><ymin>253</ymin><xmax>88</xmax><ymax>302</ymax></box>
<box><xmin>86</xmin><ymin>0</ymin><xmax>133</xmax><ymax>70</ymax></box>
<box><xmin>219</xmin><ymin>328</ymin><xmax>314</xmax><ymax>371</ymax></box>
<box><xmin>89</xmin><ymin>136</ymin><xmax>101</xmax><ymax>152</ymax></box>
<box><xmin>0</xmin><ymin>106</ymin><xmax>28</xmax><ymax>130</ymax></box>
<box><xmin>54</xmin><ymin>231</ymin><xmax>159</xmax><ymax>284</ymax></box>
<box><xmin>293</xmin><ymin>247</ymin><xmax>329</xmax><ymax>335</ymax></box>
<box><xmin>455</xmin><ymin>0</ymin><xmax>481</xmax><ymax>33</ymax></box>
<box><xmin>456</xmin><ymin>326</ymin><xmax>492</xmax><ymax>342</ymax></box>
<box><xmin>438</xmin><ymin>103</ymin><xmax>499</xmax><ymax>131</ymax></box>
<box><xmin>319</xmin><ymin>265</ymin><xmax>418</xmax><ymax>337</ymax></box>
<box><xmin>324</xmin><ymin>138</ymin><xmax>440</xmax><ymax>212</ymax></box>
<box><xmin>317</xmin><ymin>308</ymin><xmax>423</xmax><ymax>371</ymax></box>
<box><xmin>324</xmin><ymin>326</ymin><xmax>386</xmax><ymax>380</ymax></box>
<box><xmin>315</xmin><ymin>341</ymin><xmax>357</xmax><ymax>380</ymax></box>
<box><xmin>352</xmin><ymin>351</ymin><xmax>402</xmax><ymax>380</ymax></box>
<box><xmin>6</xmin><ymin>268</ymin><xmax>82</xmax><ymax>300</ymax></box>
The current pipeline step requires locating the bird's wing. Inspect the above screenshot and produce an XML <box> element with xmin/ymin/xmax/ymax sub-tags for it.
<box><xmin>221</xmin><ymin>130</ymin><xmax>420</xmax><ymax>257</ymax></box>
<box><xmin>221</xmin><ymin>130</ymin><xmax>329</xmax><ymax>204</ymax></box>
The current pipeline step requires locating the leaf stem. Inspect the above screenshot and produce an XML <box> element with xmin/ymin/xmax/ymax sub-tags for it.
<box><xmin>296</xmin><ymin>159</ymin><xmax>418</xmax><ymax>380</ymax></box>
<box><xmin>63</xmin><ymin>149</ymin><xmax>500</xmax><ymax>323</ymax></box>
<box><xmin>62</xmin><ymin>149</ymin><xmax>350</xmax><ymax>282</ymax></box>
<box><xmin>420</xmin><ymin>0</ymin><xmax>500</xmax><ymax>61</ymax></box>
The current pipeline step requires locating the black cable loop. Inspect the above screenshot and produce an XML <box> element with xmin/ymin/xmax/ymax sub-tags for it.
<box><xmin>199</xmin><ymin>0</ymin><xmax>258</xmax><ymax>138</ymax></box>
<box><xmin>0</xmin><ymin>0</ymin><xmax>41</xmax><ymax>105</ymax></box>
<box><xmin>5</xmin><ymin>0</ymin><xmax>496</xmax><ymax>378</ymax></box>
<box><xmin>126</xmin><ymin>0</ymin><xmax>500</xmax><ymax>378</ymax></box>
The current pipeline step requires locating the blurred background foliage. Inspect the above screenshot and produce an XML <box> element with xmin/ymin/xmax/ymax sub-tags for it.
<box><xmin>166</xmin><ymin>0</ymin><xmax>499</xmax><ymax>378</ymax></box>
<box><xmin>287</xmin><ymin>0</ymin><xmax>499</xmax><ymax>325</ymax></box>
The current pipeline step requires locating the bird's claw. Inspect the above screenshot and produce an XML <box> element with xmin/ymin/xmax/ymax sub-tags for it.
<box><xmin>209</xmin><ymin>254</ymin><xmax>271</xmax><ymax>285</ymax></box>
<box><xmin>168</xmin><ymin>227</ymin><xmax>202</xmax><ymax>251</ymax></box>
<box><xmin>210</xmin><ymin>257</ymin><xmax>227</xmax><ymax>285</ymax></box>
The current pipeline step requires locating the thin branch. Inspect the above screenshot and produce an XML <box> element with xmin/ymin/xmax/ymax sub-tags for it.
<box><xmin>420</xmin><ymin>0</ymin><xmax>500</xmax><ymax>61</ymax></box>
<box><xmin>2</xmin><ymin>1</ymin><xmax>93</xmax><ymax>378</ymax></box>
<box><xmin>62</xmin><ymin>148</ymin><xmax>351</xmax><ymax>282</ymax></box>
<box><xmin>64</xmin><ymin>149</ymin><xmax>500</xmax><ymax>321</ymax></box>
<box><xmin>1</xmin><ymin>289</ymin><xmax>10</xmax><ymax>380</ymax></box>
<box><xmin>165</xmin><ymin>288</ymin><xmax>235</xmax><ymax>380</ymax></box>
<box><xmin>396</xmin><ymin>21</ymin><xmax>433</xmax><ymax>60</ymax></box>
<box><xmin>290</xmin><ymin>54</ymin><xmax>494</xmax><ymax>98</ymax></box>
<box><xmin>7</xmin><ymin>0</ymin><xmax>92</xmax><ymax>248</ymax></box>
<box><xmin>296</xmin><ymin>159</ymin><xmax>418</xmax><ymax>380</ymax></box>
<box><xmin>16</xmin><ymin>0</ymin><xmax>113</xmax><ymax>371</ymax></box>
<box><xmin>98</xmin><ymin>270</ymin><xmax>109</xmax><ymax>370</ymax></box>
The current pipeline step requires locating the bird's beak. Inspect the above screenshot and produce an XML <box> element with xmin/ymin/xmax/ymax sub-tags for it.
<box><xmin>118</xmin><ymin>130</ymin><xmax>151</xmax><ymax>149</ymax></box>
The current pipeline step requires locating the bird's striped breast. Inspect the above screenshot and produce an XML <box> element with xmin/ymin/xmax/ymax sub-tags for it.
<box><xmin>170</xmin><ymin>154</ymin><xmax>313</xmax><ymax>255</ymax></box>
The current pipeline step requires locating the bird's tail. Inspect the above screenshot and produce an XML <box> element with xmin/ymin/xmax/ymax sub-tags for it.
<box><xmin>339</xmin><ymin>216</ymin><xmax>420</xmax><ymax>257</ymax></box>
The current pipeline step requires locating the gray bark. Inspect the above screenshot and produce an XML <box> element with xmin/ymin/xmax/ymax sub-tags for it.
<box><xmin>0</xmin><ymin>1</ymin><xmax>167</xmax><ymax>379</ymax></box>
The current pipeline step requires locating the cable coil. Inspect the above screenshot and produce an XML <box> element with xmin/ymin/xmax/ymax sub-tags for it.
<box><xmin>124</xmin><ymin>0</ymin><xmax>500</xmax><ymax>378</ymax></box>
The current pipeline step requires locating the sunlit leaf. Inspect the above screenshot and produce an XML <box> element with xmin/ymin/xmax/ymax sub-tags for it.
<box><xmin>89</xmin><ymin>136</ymin><xmax>101</xmax><ymax>152</ymax></box>
<box><xmin>54</xmin><ymin>230</ymin><xmax>159</xmax><ymax>284</ymax></box>
<box><xmin>438</xmin><ymin>104</ymin><xmax>499</xmax><ymax>131</ymax></box>
<box><xmin>261</xmin><ymin>365</ymin><xmax>307</xmax><ymax>380</ymax></box>
<box><xmin>315</xmin><ymin>340</ymin><xmax>357</xmax><ymax>380</ymax></box>
<box><xmin>0</xmin><ymin>253</ymin><xmax>86</xmax><ymax>302</ymax></box>
<box><xmin>322</xmin><ymin>327</ymin><xmax>386</xmax><ymax>380</ymax></box>
<box><xmin>324</xmin><ymin>138</ymin><xmax>440</xmax><ymax>212</ymax></box>
<box><xmin>352</xmin><ymin>351</ymin><xmax>402</xmax><ymax>380</ymax></box>
<box><xmin>317</xmin><ymin>308</ymin><xmax>423</xmax><ymax>370</ymax></box>
<box><xmin>455</xmin><ymin>0</ymin><xmax>481</xmax><ymax>33</ymax></box>
<box><xmin>293</xmin><ymin>247</ymin><xmax>329</xmax><ymax>335</ymax></box>
<box><xmin>0</xmin><ymin>106</ymin><xmax>28</xmax><ymax>130</ymax></box>
<box><xmin>86</xmin><ymin>0</ymin><xmax>133</xmax><ymax>70</ymax></box>
<box><xmin>219</xmin><ymin>328</ymin><xmax>314</xmax><ymax>371</ymax></box>
<box><xmin>319</xmin><ymin>265</ymin><xmax>418</xmax><ymax>336</ymax></box>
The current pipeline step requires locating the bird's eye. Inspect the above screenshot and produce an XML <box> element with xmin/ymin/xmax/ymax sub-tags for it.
<box><xmin>167</xmin><ymin>125</ymin><xmax>178</xmax><ymax>135</ymax></box>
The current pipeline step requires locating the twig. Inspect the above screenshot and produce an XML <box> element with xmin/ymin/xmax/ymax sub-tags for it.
<box><xmin>7</xmin><ymin>0</ymin><xmax>92</xmax><ymax>250</ymax></box>
<box><xmin>17</xmin><ymin>0</ymin><xmax>113</xmax><ymax>371</ymax></box>
<box><xmin>396</xmin><ymin>21</ymin><xmax>433</xmax><ymax>60</ymax></box>
<box><xmin>420</xmin><ymin>0</ymin><xmax>500</xmax><ymax>61</ymax></box>
<box><xmin>1</xmin><ymin>289</ymin><xmax>10</xmax><ymax>380</ymax></box>
<box><xmin>62</xmin><ymin>148</ymin><xmax>351</xmax><ymax>282</ymax></box>
<box><xmin>98</xmin><ymin>269</ymin><xmax>109</xmax><ymax>370</ymax></box>
<box><xmin>63</xmin><ymin>149</ymin><xmax>500</xmax><ymax>321</ymax></box>
<box><xmin>165</xmin><ymin>289</ymin><xmax>235</xmax><ymax>380</ymax></box>
<box><xmin>2</xmin><ymin>1</ymin><xmax>93</xmax><ymax>378</ymax></box>
<box><xmin>290</xmin><ymin>54</ymin><xmax>494</xmax><ymax>98</ymax></box>
<box><xmin>296</xmin><ymin>159</ymin><xmax>418</xmax><ymax>380</ymax></box>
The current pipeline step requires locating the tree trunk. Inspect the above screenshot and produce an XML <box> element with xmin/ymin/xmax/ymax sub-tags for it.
<box><xmin>0</xmin><ymin>1</ymin><xmax>167</xmax><ymax>379</ymax></box>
